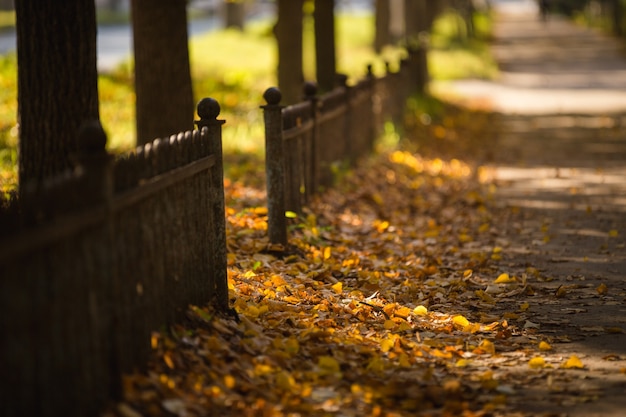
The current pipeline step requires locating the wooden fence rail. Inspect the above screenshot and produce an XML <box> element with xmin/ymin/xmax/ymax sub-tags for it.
<box><xmin>262</xmin><ymin>59</ymin><xmax>414</xmax><ymax>245</ymax></box>
<box><xmin>0</xmin><ymin>98</ymin><xmax>228</xmax><ymax>417</ymax></box>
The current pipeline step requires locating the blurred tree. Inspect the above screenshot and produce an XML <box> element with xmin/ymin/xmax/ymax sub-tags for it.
<box><xmin>314</xmin><ymin>0</ymin><xmax>337</xmax><ymax>92</ymax></box>
<box><xmin>0</xmin><ymin>0</ymin><xmax>13</xmax><ymax>10</ymax></box>
<box><xmin>609</xmin><ymin>0</ymin><xmax>624</xmax><ymax>36</ymax></box>
<box><xmin>131</xmin><ymin>0</ymin><xmax>194</xmax><ymax>145</ymax></box>
<box><xmin>405</xmin><ymin>0</ymin><xmax>431</xmax><ymax>94</ymax></box>
<box><xmin>275</xmin><ymin>0</ymin><xmax>304</xmax><ymax>104</ymax></box>
<box><xmin>15</xmin><ymin>0</ymin><xmax>100</xmax><ymax>188</ymax></box>
<box><xmin>374</xmin><ymin>0</ymin><xmax>391</xmax><ymax>53</ymax></box>
<box><xmin>225</xmin><ymin>0</ymin><xmax>245</xmax><ymax>30</ymax></box>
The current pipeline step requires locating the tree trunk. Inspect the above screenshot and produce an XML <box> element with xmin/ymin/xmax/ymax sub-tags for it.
<box><xmin>15</xmin><ymin>0</ymin><xmax>100</xmax><ymax>188</ymax></box>
<box><xmin>225</xmin><ymin>0</ymin><xmax>245</xmax><ymax>30</ymax></box>
<box><xmin>404</xmin><ymin>0</ymin><xmax>429</xmax><ymax>94</ymax></box>
<box><xmin>275</xmin><ymin>0</ymin><xmax>304</xmax><ymax>105</ymax></box>
<box><xmin>314</xmin><ymin>0</ymin><xmax>337</xmax><ymax>92</ymax></box>
<box><xmin>389</xmin><ymin>0</ymin><xmax>405</xmax><ymax>42</ymax></box>
<box><xmin>611</xmin><ymin>0</ymin><xmax>623</xmax><ymax>37</ymax></box>
<box><xmin>132</xmin><ymin>0</ymin><xmax>194</xmax><ymax>146</ymax></box>
<box><xmin>374</xmin><ymin>0</ymin><xmax>391</xmax><ymax>53</ymax></box>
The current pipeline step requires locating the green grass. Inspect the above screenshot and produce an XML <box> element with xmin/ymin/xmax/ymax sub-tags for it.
<box><xmin>429</xmin><ymin>11</ymin><xmax>498</xmax><ymax>80</ymax></box>
<box><xmin>0</xmin><ymin>10</ymin><xmax>496</xmax><ymax>192</ymax></box>
<box><xmin>0</xmin><ymin>10</ymin><xmax>15</xmax><ymax>32</ymax></box>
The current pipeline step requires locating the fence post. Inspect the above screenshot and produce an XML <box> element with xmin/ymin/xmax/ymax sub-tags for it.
<box><xmin>303</xmin><ymin>82</ymin><xmax>320</xmax><ymax>198</ymax></box>
<box><xmin>261</xmin><ymin>87</ymin><xmax>288</xmax><ymax>247</ymax></box>
<box><xmin>75</xmin><ymin>120</ymin><xmax>114</xmax><ymax>206</ymax></box>
<box><xmin>366</xmin><ymin>64</ymin><xmax>377</xmax><ymax>153</ymax></box>
<box><xmin>195</xmin><ymin>97</ymin><xmax>229</xmax><ymax>310</ymax></box>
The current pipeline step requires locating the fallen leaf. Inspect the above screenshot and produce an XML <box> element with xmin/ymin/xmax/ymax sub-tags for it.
<box><xmin>528</xmin><ymin>357</ymin><xmax>547</xmax><ymax>369</ymax></box>
<box><xmin>561</xmin><ymin>355</ymin><xmax>584</xmax><ymax>369</ymax></box>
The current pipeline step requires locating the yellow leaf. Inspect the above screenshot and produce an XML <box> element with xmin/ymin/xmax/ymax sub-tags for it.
<box><xmin>254</xmin><ymin>363</ymin><xmax>273</xmax><ymax>376</ymax></box>
<box><xmin>597</xmin><ymin>283</ymin><xmax>608</xmax><ymax>295</ymax></box>
<box><xmin>494</xmin><ymin>273</ymin><xmax>513</xmax><ymax>283</ymax></box>
<box><xmin>284</xmin><ymin>336</ymin><xmax>300</xmax><ymax>354</ymax></box>
<box><xmin>475</xmin><ymin>289</ymin><xmax>495</xmax><ymax>304</ymax></box>
<box><xmin>463</xmin><ymin>269</ymin><xmax>473</xmax><ymax>278</ymax></box>
<box><xmin>413</xmin><ymin>305</ymin><xmax>428</xmax><ymax>316</ymax></box>
<box><xmin>366</xmin><ymin>356</ymin><xmax>385</xmax><ymax>373</ymax></box>
<box><xmin>163</xmin><ymin>352</ymin><xmax>175</xmax><ymax>369</ymax></box>
<box><xmin>555</xmin><ymin>286</ymin><xmax>568</xmax><ymax>298</ymax></box>
<box><xmin>224</xmin><ymin>375</ymin><xmax>236</xmax><ymax>389</ymax></box>
<box><xmin>455</xmin><ymin>359</ymin><xmax>470</xmax><ymax>368</ymax></box>
<box><xmin>458</xmin><ymin>233</ymin><xmax>472</xmax><ymax>243</ymax></box>
<box><xmin>538</xmin><ymin>341</ymin><xmax>552</xmax><ymax>351</ymax></box>
<box><xmin>323</xmin><ymin>246</ymin><xmax>332</xmax><ymax>260</ymax></box>
<box><xmin>609</xmin><ymin>229</ymin><xmax>619</xmax><ymax>237</ymax></box>
<box><xmin>271</xmin><ymin>274</ymin><xmax>287</xmax><ymax>286</ymax></box>
<box><xmin>397</xmin><ymin>321</ymin><xmax>412</xmax><ymax>332</ymax></box>
<box><xmin>528</xmin><ymin>357</ymin><xmax>546</xmax><ymax>368</ymax></box>
<box><xmin>318</xmin><ymin>356</ymin><xmax>341</xmax><ymax>375</ymax></box>
<box><xmin>384</xmin><ymin>319</ymin><xmax>397</xmax><ymax>330</ymax></box>
<box><xmin>283</xmin><ymin>295</ymin><xmax>300</xmax><ymax>304</ymax></box>
<box><xmin>381</xmin><ymin>337</ymin><xmax>395</xmax><ymax>353</ymax></box>
<box><xmin>398</xmin><ymin>353</ymin><xmax>411</xmax><ymax>367</ymax></box>
<box><xmin>479</xmin><ymin>339</ymin><xmax>496</xmax><ymax>355</ymax></box>
<box><xmin>331</xmin><ymin>281</ymin><xmax>343</xmax><ymax>294</ymax></box>
<box><xmin>443</xmin><ymin>379</ymin><xmax>461</xmax><ymax>393</ymax></box>
<box><xmin>383</xmin><ymin>303</ymin><xmax>397</xmax><ymax>317</ymax></box>
<box><xmin>519</xmin><ymin>302</ymin><xmax>530</xmax><ymax>312</ymax></box>
<box><xmin>562</xmin><ymin>355</ymin><xmax>584</xmax><ymax>369</ymax></box>
<box><xmin>431</xmin><ymin>349</ymin><xmax>453</xmax><ymax>359</ymax></box>
<box><xmin>276</xmin><ymin>371</ymin><xmax>295</xmax><ymax>391</ymax></box>
<box><xmin>452</xmin><ymin>315</ymin><xmax>470</xmax><ymax>328</ymax></box>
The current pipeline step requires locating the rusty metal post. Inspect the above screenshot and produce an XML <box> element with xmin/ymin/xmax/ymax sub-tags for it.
<box><xmin>195</xmin><ymin>97</ymin><xmax>229</xmax><ymax>310</ymax></box>
<box><xmin>261</xmin><ymin>88</ymin><xmax>288</xmax><ymax>247</ymax></box>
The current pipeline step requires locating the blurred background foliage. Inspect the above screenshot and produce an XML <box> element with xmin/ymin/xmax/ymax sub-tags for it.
<box><xmin>0</xmin><ymin>5</ymin><xmax>497</xmax><ymax>193</ymax></box>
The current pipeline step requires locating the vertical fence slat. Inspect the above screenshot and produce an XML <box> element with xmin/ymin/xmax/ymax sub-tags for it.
<box><xmin>0</xmin><ymin>95</ymin><xmax>230</xmax><ymax>416</ymax></box>
<box><xmin>262</xmin><ymin>55</ymin><xmax>414</xmax><ymax>244</ymax></box>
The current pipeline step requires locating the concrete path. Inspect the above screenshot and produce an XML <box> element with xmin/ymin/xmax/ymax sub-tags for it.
<box><xmin>434</xmin><ymin>4</ymin><xmax>626</xmax><ymax>416</ymax></box>
<box><xmin>434</xmin><ymin>6</ymin><xmax>626</xmax><ymax>114</ymax></box>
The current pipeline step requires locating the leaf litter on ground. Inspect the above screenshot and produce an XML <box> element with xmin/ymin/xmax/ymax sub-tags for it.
<box><xmin>102</xmin><ymin>106</ymin><xmax>621</xmax><ymax>417</ymax></box>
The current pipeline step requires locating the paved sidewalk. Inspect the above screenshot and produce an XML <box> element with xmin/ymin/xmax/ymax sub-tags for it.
<box><xmin>434</xmin><ymin>7</ymin><xmax>626</xmax><ymax>114</ymax></box>
<box><xmin>434</xmin><ymin>5</ymin><xmax>626</xmax><ymax>416</ymax></box>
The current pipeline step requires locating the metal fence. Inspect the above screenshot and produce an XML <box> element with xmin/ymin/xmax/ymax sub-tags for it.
<box><xmin>0</xmin><ymin>98</ymin><xmax>228</xmax><ymax>417</ymax></box>
<box><xmin>262</xmin><ymin>58</ymin><xmax>414</xmax><ymax>245</ymax></box>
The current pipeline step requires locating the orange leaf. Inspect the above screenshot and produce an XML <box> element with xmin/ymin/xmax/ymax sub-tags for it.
<box><xmin>452</xmin><ymin>315</ymin><xmax>470</xmax><ymax>329</ymax></box>
<box><xmin>528</xmin><ymin>357</ymin><xmax>546</xmax><ymax>368</ymax></box>
<box><xmin>562</xmin><ymin>355</ymin><xmax>584</xmax><ymax>369</ymax></box>
<box><xmin>538</xmin><ymin>341</ymin><xmax>552</xmax><ymax>351</ymax></box>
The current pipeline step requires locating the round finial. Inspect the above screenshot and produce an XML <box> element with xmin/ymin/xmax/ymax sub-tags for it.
<box><xmin>263</xmin><ymin>87</ymin><xmax>282</xmax><ymax>105</ymax></box>
<box><xmin>303</xmin><ymin>81</ymin><xmax>317</xmax><ymax>98</ymax></box>
<box><xmin>197</xmin><ymin>97</ymin><xmax>221</xmax><ymax>120</ymax></box>
<box><xmin>78</xmin><ymin>120</ymin><xmax>107</xmax><ymax>153</ymax></box>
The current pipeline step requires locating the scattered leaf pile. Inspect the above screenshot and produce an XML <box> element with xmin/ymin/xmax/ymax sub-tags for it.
<box><xmin>104</xmin><ymin>118</ymin><xmax>624</xmax><ymax>416</ymax></box>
